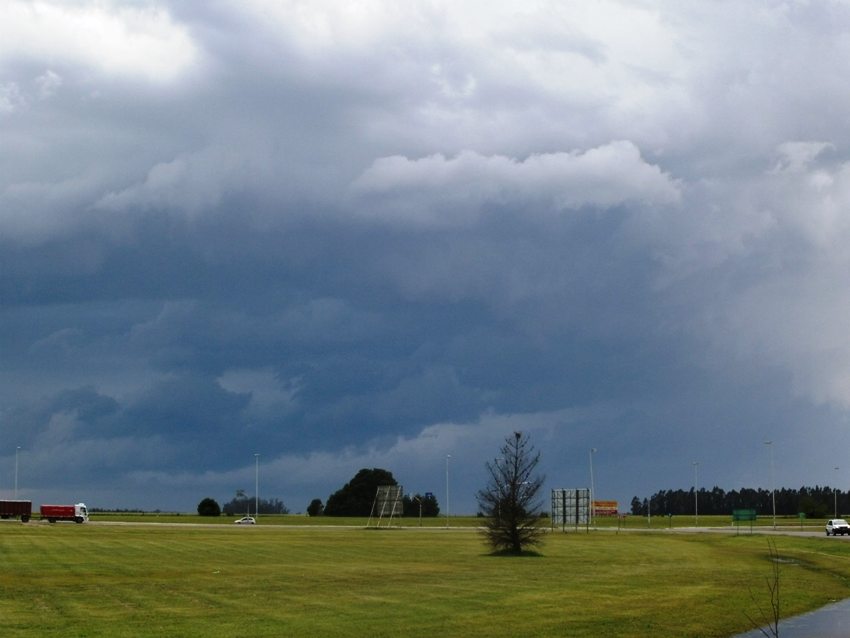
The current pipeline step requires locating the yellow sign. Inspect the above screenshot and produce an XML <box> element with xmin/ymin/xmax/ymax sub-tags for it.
<box><xmin>593</xmin><ymin>500</ymin><xmax>619</xmax><ymax>515</ymax></box>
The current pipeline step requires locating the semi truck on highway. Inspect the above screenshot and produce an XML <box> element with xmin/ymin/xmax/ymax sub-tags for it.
<box><xmin>0</xmin><ymin>500</ymin><xmax>89</xmax><ymax>523</ymax></box>
<box><xmin>0</xmin><ymin>499</ymin><xmax>32</xmax><ymax>522</ymax></box>
<box><xmin>40</xmin><ymin>503</ymin><xmax>89</xmax><ymax>523</ymax></box>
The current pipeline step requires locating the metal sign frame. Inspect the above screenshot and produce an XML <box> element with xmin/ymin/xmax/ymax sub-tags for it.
<box><xmin>551</xmin><ymin>488</ymin><xmax>590</xmax><ymax>532</ymax></box>
<box><xmin>368</xmin><ymin>485</ymin><xmax>404</xmax><ymax>527</ymax></box>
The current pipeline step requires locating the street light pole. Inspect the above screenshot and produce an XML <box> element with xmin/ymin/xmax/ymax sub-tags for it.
<box><xmin>692</xmin><ymin>461</ymin><xmax>699</xmax><ymax>527</ymax></box>
<box><xmin>589</xmin><ymin>448</ymin><xmax>596</xmax><ymax>527</ymax></box>
<box><xmin>254</xmin><ymin>453</ymin><xmax>259</xmax><ymax>520</ymax></box>
<box><xmin>765</xmin><ymin>441</ymin><xmax>775</xmax><ymax>529</ymax></box>
<box><xmin>445</xmin><ymin>454</ymin><xmax>451</xmax><ymax>528</ymax></box>
<box><xmin>14</xmin><ymin>447</ymin><xmax>21</xmax><ymax>499</ymax></box>
<box><xmin>835</xmin><ymin>466</ymin><xmax>840</xmax><ymax>518</ymax></box>
<box><xmin>495</xmin><ymin>458</ymin><xmax>503</xmax><ymax>522</ymax></box>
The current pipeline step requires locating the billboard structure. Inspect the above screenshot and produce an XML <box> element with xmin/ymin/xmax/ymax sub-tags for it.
<box><xmin>551</xmin><ymin>488</ymin><xmax>590</xmax><ymax>532</ymax></box>
<box><xmin>593</xmin><ymin>500</ymin><xmax>619</xmax><ymax>516</ymax></box>
<box><xmin>367</xmin><ymin>485</ymin><xmax>404</xmax><ymax>527</ymax></box>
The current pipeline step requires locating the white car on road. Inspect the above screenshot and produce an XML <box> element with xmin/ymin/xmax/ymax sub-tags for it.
<box><xmin>825</xmin><ymin>519</ymin><xmax>850</xmax><ymax>536</ymax></box>
<box><xmin>234</xmin><ymin>516</ymin><xmax>256</xmax><ymax>525</ymax></box>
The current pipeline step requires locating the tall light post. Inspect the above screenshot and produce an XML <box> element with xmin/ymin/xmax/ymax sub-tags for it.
<box><xmin>445</xmin><ymin>454</ymin><xmax>451</xmax><ymax>528</ymax></box>
<box><xmin>14</xmin><ymin>446</ymin><xmax>21</xmax><ymax>499</ymax></box>
<box><xmin>495</xmin><ymin>458</ymin><xmax>503</xmax><ymax>522</ymax></box>
<box><xmin>254</xmin><ymin>453</ymin><xmax>260</xmax><ymax>520</ymax></box>
<box><xmin>692</xmin><ymin>461</ymin><xmax>699</xmax><ymax>527</ymax></box>
<box><xmin>589</xmin><ymin>448</ymin><xmax>597</xmax><ymax>526</ymax></box>
<box><xmin>764</xmin><ymin>441</ymin><xmax>776</xmax><ymax>529</ymax></box>
<box><xmin>835</xmin><ymin>466</ymin><xmax>840</xmax><ymax>519</ymax></box>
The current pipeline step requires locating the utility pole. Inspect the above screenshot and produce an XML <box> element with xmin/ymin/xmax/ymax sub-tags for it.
<box><xmin>765</xmin><ymin>441</ymin><xmax>776</xmax><ymax>529</ymax></box>
<box><xmin>835</xmin><ymin>466</ymin><xmax>840</xmax><ymax>518</ymax></box>
<box><xmin>589</xmin><ymin>448</ymin><xmax>596</xmax><ymax>526</ymax></box>
<box><xmin>254</xmin><ymin>453</ymin><xmax>260</xmax><ymax>519</ymax></box>
<box><xmin>445</xmin><ymin>454</ymin><xmax>451</xmax><ymax>528</ymax></box>
<box><xmin>14</xmin><ymin>447</ymin><xmax>21</xmax><ymax>499</ymax></box>
<box><xmin>692</xmin><ymin>461</ymin><xmax>699</xmax><ymax>527</ymax></box>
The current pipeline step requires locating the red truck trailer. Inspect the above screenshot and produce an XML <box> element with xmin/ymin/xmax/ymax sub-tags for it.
<box><xmin>0</xmin><ymin>500</ymin><xmax>32</xmax><ymax>522</ymax></box>
<box><xmin>40</xmin><ymin>503</ymin><xmax>89</xmax><ymax>524</ymax></box>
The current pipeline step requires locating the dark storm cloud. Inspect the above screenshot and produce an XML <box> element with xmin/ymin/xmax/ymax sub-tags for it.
<box><xmin>5</xmin><ymin>1</ymin><xmax>850</xmax><ymax>511</ymax></box>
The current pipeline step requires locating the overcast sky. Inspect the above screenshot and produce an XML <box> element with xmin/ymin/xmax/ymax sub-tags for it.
<box><xmin>4</xmin><ymin>1</ymin><xmax>850</xmax><ymax>514</ymax></box>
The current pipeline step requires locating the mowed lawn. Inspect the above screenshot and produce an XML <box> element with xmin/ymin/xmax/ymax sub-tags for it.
<box><xmin>3</xmin><ymin>523</ymin><xmax>850</xmax><ymax>637</ymax></box>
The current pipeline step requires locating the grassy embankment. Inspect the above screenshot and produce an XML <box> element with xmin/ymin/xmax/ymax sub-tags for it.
<box><xmin>3</xmin><ymin>521</ymin><xmax>850</xmax><ymax>636</ymax></box>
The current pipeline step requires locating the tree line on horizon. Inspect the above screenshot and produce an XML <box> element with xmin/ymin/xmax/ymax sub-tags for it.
<box><xmin>310</xmin><ymin>467</ymin><xmax>441</xmax><ymax>517</ymax></box>
<box><xmin>196</xmin><ymin>493</ymin><xmax>290</xmax><ymax>516</ymax></box>
<box><xmin>630</xmin><ymin>485</ymin><xmax>848</xmax><ymax>518</ymax></box>
<box><xmin>195</xmin><ymin>469</ymin><xmax>440</xmax><ymax>518</ymax></box>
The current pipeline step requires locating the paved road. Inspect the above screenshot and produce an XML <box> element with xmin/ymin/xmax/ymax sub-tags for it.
<box><xmin>602</xmin><ymin>524</ymin><xmax>850</xmax><ymax>539</ymax></box>
<box><xmin>9</xmin><ymin>518</ymin><xmax>850</xmax><ymax>538</ymax></box>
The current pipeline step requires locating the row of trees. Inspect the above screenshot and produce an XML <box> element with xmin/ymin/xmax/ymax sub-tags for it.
<box><xmin>630</xmin><ymin>485</ymin><xmax>847</xmax><ymax>518</ymax></box>
<box><xmin>307</xmin><ymin>468</ymin><xmax>441</xmax><ymax>517</ymax></box>
<box><xmin>196</xmin><ymin>468</ymin><xmax>442</xmax><ymax>518</ymax></box>
<box><xmin>306</xmin><ymin>492</ymin><xmax>440</xmax><ymax>518</ymax></box>
<box><xmin>196</xmin><ymin>492</ymin><xmax>290</xmax><ymax>517</ymax></box>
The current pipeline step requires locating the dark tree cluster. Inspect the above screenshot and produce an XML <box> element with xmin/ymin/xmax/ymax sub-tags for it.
<box><xmin>319</xmin><ymin>469</ymin><xmax>441</xmax><ymax>517</ymax></box>
<box><xmin>630</xmin><ymin>485</ymin><xmax>846</xmax><ymax>519</ymax></box>
<box><xmin>222</xmin><ymin>494</ymin><xmax>289</xmax><ymax>516</ymax></box>
<box><xmin>197</xmin><ymin>497</ymin><xmax>221</xmax><ymax>517</ymax></box>
<box><xmin>402</xmin><ymin>492</ymin><xmax>440</xmax><ymax>517</ymax></box>
<box><xmin>306</xmin><ymin>498</ymin><xmax>324</xmax><ymax>517</ymax></box>
<box><xmin>324</xmin><ymin>468</ymin><xmax>398</xmax><ymax>516</ymax></box>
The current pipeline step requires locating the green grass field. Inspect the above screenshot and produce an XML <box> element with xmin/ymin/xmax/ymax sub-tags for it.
<box><xmin>3</xmin><ymin>520</ymin><xmax>850</xmax><ymax>637</ymax></box>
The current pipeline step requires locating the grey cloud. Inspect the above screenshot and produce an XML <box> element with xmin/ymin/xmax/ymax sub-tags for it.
<box><xmin>351</xmin><ymin>142</ymin><xmax>681</xmax><ymax>228</ymax></box>
<box><xmin>6</xmin><ymin>2</ymin><xmax>850</xmax><ymax>512</ymax></box>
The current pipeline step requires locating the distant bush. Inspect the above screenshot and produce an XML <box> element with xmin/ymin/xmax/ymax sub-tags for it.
<box><xmin>307</xmin><ymin>498</ymin><xmax>324</xmax><ymax>516</ymax></box>
<box><xmin>197</xmin><ymin>497</ymin><xmax>221</xmax><ymax>517</ymax></box>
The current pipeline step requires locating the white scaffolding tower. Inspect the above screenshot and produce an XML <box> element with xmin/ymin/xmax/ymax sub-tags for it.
<box><xmin>368</xmin><ymin>485</ymin><xmax>404</xmax><ymax>527</ymax></box>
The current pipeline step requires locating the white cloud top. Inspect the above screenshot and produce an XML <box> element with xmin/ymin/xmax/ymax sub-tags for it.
<box><xmin>0</xmin><ymin>1</ymin><xmax>197</xmax><ymax>82</ymax></box>
<box><xmin>353</xmin><ymin>142</ymin><xmax>681</xmax><ymax>227</ymax></box>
